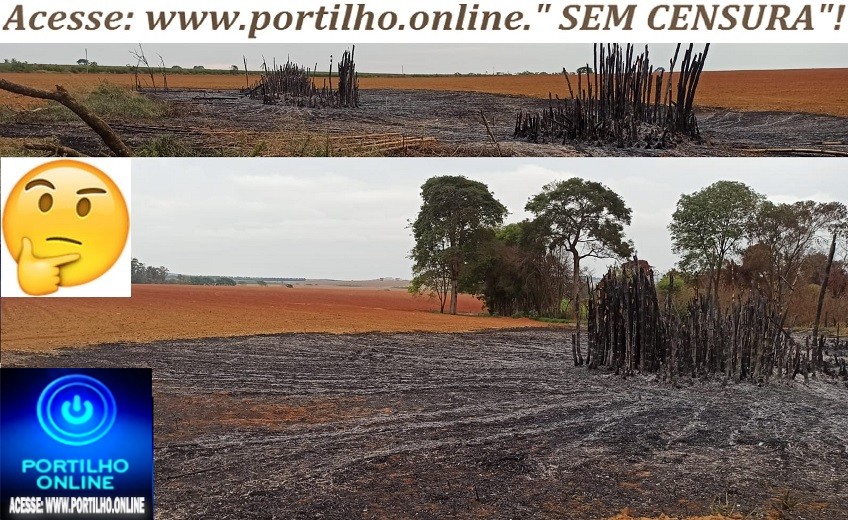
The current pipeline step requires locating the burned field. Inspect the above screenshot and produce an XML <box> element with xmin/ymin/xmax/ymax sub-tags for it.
<box><xmin>4</xmin><ymin>87</ymin><xmax>847</xmax><ymax>158</ymax></box>
<box><xmin>8</xmin><ymin>329</ymin><xmax>848</xmax><ymax>519</ymax></box>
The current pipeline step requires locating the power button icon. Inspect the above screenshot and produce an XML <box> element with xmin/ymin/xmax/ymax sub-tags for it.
<box><xmin>37</xmin><ymin>374</ymin><xmax>117</xmax><ymax>446</ymax></box>
<box><xmin>62</xmin><ymin>395</ymin><xmax>95</xmax><ymax>425</ymax></box>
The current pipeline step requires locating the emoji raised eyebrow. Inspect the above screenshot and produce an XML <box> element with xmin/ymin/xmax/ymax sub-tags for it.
<box><xmin>77</xmin><ymin>188</ymin><xmax>107</xmax><ymax>195</ymax></box>
<box><xmin>24</xmin><ymin>179</ymin><xmax>55</xmax><ymax>191</ymax></box>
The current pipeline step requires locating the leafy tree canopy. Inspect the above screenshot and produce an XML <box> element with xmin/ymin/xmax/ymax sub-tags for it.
<box><xmin>410</xmin><ymin>175</ymin><xmax>507</xmax><ymax>314</ymax></box>
<box><xmin>525</xmin><ymin>177</ymin><xmax>633</xmax><ymax>261</ymax></box>
<box><xmin>669</xmin><ymin>180</ymin><xmax>763</xmax><ymax>277</ymax></box>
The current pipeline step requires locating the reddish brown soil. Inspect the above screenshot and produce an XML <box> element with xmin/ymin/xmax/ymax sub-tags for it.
<box><xmin>2</xmin><ymin>69</ymin><xmax>846</xmax><ymax>117</ymax></box>
<box><xmin>0</xmin><ymin>284</ymin><xmax>542</xmax><ymax>352</ymax></box>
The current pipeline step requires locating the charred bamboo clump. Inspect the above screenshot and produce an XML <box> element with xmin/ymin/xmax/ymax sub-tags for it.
<box><xmin>246</xmin><ymin>47</ymin><xmax>359</xmax><ymax>108</ymax></box>
<box><xmin>587</xmin><ymin>261</ymin><xmax>805</xmax><ymax>383</ymax></box>
<box><xmin>515</xmin><ymin>43</ymin><xmax>709</xmax><ymax>148</ymax></box>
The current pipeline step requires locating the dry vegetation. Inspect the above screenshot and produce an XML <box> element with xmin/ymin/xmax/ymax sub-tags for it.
<box><xmin>2</xmin><ymin>69</ymin><xmax>847</xmax><ymax>117</ymax></box>
<box><xmin>0</xmin><ymin>284</ymin><xmax>545</xmax><ymax>352</ymax></box>
<box><xmin>0</xmin><ymin>72</ymin><xmax>261</xmax><ymax>109</ymax></box>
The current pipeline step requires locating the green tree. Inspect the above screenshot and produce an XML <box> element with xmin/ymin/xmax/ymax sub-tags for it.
<box><xmin>131</xmin><ymin>257</ymin><xmax>146</xmax><ymax>283</ymax></box>
<box><xmin>144</xmin><ymin>265</ymin><xmax>169</xmax><ymax>284</ymax></box>
<box><xmin>474</xmin><ymin>226</ymin><xmax>523</xmax><ymax>317</ymax></box>
<box><xmin>526</xmin><ymin>178</ymin><xmax>633</xmax><ymax>364</ymax></box>
<box><xmin>132</xmin><ymin>258</ymin><xmax>169</xmax><ymax>284</ymax></box>
<box><xmin>409</xmin><ymin>262</ymin><xmax>451</xmax><ymax>313</ymax></box>
<box><xmin>410</xmin><ymin>176</ymin><xmax>507</xmax><ymax>315</ymax></box>
<box><xmin>657</xmin><ymin>270</ymin><xmax>686</xmax><ymax>297</ymax></box>
<box><xmin>472</xmin><ymin>220</ymin><xmax>571</xmax><ymax>318</ymax></box>
<box><xmin>747</xmin><ymin>200</ymin><xmax>847</xmax><ymax>307</ymax></box>
<box><xmin>669</xmin><ymin>181</ymin><xmax>763</xmax><ymax>303</ymax></box>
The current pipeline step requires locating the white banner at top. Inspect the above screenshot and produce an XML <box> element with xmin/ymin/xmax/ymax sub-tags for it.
<box><xmin>0</xmin><ymin>0</ymin><xmax>846</xmax><ymax>44</ymax></box>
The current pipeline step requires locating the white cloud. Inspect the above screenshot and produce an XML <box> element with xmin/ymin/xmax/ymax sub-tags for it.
<box><xmin>132</xmin><ymin>158</ymin><xmax>848</xmax><ymax>279</ymax></box>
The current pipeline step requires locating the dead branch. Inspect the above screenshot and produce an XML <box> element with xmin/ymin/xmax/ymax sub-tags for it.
<box><xmin>24</xmin><ymin>143</ymin><xmax>88</xmax><ymax>157</ymax></box>
<box><xmin>130</xmin><ymin>44</ymin><xmax>156</xmax><ymax>89</ymax></box>
<box><xmin>243</xmin><ymin>56</ymin><xmax>250</xmax><ymax>90</ymax></box>
<box><xmin>480</xmin><ymin>110</ymin><xmax>502</xmax><ymax>157</ymax></box>
<box><xmin>0</xmin><ymin>79</ymin><xmax>133</xmax><ymax>156</ymax></box>
<box><xmin>736</xmin><ymin>147</ymin><xmax>848</xmax><ymax>157</ymax></box>
<box><xmin>157</xmin><ymin>54</ymin><xmax>169</xmax><ymax>91</ymax></box>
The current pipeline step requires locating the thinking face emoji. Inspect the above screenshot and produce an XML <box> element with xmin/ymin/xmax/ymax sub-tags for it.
<box><xmin>2</xmin><ymin>160</ymin><xmax>129</xmax><ymax>296</ymax></box>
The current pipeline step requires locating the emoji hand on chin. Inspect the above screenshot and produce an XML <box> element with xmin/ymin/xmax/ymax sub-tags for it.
<box><xmin>16</xmin><ymin>237</ymin><xmax>80</xmax><ymax>296</ymax></box>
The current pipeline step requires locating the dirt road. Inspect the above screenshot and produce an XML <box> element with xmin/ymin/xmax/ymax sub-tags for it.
<box><xmin>9</xmin><ymin>329</ymin><xmax>847</xmax><ymax>519</ymax></box>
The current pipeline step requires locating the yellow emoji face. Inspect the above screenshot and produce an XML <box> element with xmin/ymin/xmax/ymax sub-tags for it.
<box><xmin>3</xmin><ymin>160</ymin><xmax>129</xmax><ymax>295</ymax></box>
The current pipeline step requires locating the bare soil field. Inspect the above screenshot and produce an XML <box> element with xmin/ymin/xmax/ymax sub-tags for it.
<box><xmin>1</xmin><ymin>69</ymin><xmax>846</xmax><ymax>157</ymax></box>
<box><xmin>7</xmin><ymin>329</ymin><xmax>847</xmax><ymax>519</ymax></box>
<box><xmin>0</xmin><ymin>285</ymin><xmax>542</xmax><ymax>352</ymax></box>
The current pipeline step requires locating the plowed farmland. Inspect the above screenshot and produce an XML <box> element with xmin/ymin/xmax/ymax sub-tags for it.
<box><xmin>0</xmin><ymin>285</ymin><xmax>543</xmax><ymax>352</ymax></box>
<box><xmin>8</xmin><ymin>329</ymin><xmax>847</xmax><ymax>519</ymax></box>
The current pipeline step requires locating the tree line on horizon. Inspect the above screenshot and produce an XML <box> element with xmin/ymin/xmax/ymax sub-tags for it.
<box><xmin>409</xmin><ymin>175</ymin><xmax>848</xmax><ymax>333</ymax></box>
<box><xmin>0</xmin><ymin>58</ymin><xmax>572</xmax><ymax>77</ymax></box>
<box><xmin>131</xmin><ymin>258</ymin><xmax>237</xmax><ymax>286</ymax></box>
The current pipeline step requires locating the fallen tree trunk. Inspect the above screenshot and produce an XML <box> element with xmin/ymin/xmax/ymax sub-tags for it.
<box><xmin>736</xmin><ymin>147</ymin><xmax>848</xmax><ymax>157</ymax></box>
<box><xmin>0</xmin><ymin>79</ymin><xmax>133</xmax><ymax>157</ymax></box>
<box><xmin>24</xmin><ymin>142</ymin><xmax>88</xmax><ymax>157</ymax></box>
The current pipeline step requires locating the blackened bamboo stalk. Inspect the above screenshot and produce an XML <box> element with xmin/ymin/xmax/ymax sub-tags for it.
<box><xmin>515</xmin><ymin>43</ymin><xmax>708</xmax><ymax>148</ymax></box>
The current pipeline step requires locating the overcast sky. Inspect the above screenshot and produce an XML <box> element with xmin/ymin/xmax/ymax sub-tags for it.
<box><xmin>131</xmin><ymin>158</ymin><xmax>847</xmax><ymax>280</ymax></box>
<box><xmin>3</xmin><ymin>44</ymin><xmax>847</xmax><ymax>73</ymax></box>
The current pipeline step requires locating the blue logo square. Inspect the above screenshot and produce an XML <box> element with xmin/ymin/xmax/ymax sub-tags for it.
<box><xmin>1</xmin><ymin>368</ymin><xmax>153</xmax><ymax>519</ymax></box>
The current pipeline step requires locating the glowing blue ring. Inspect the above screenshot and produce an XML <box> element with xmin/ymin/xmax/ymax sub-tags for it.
<box><xmin>46</xmin><ymin>382</ymin><xmax>109</xmax><ymax>437</ymax></box>
<box><xmin>36</xmin><ymin>374</ymin><xmax>117</xmax><ymax>446</ymax></box>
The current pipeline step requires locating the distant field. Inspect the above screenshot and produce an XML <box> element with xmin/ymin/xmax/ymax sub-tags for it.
<box><xmin>0</xmin><ymin>285</ymin><xmax>543</xmax><ymax>352</ymax></box>
<box><xmin>2</xmin><ymin>69</ymin><xmax>846</xmax><ymax>117</ymax></box>
<box><xmin>360</xmin><ymin>69</ymin><xmax>848</xmax><ymax>117</ymax></box>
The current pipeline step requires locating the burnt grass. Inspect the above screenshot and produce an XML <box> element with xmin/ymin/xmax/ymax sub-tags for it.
<box><xmin>3</xmin><ymin>89</ymin><xmax>847</xmax><ymax>156</ymax></box>
<box><xmin>7</xmin><ymin>329</ymin><xmax>848</xmax><ymax>519</ymax></box>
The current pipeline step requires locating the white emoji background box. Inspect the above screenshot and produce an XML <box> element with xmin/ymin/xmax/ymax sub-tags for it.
<box><xmin>0</xmin><ymin>157</ymin><xmax>132</xmax><ymax>297</ymax></box>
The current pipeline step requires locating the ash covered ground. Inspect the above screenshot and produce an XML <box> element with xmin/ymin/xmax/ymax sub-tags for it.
<box><xmin>7</xmin><ymin>329</ymin><xmax>848</xmax><ymax>519</ymax></box>
<box><xmin>3</xmin><ymin>89</ymin><xmax>846</xmax><ymax>157</ymax></box>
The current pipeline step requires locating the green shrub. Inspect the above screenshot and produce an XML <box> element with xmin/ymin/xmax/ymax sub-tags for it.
<box><xmin>0</xmin><ymin>106</ymin><xmax>15</xmax><ymax>124</ymax></box>
<box><xmin>137</xmin><ymin>135</ymin><xmax>196</xmax><ymax>157</ymax></box>
<box><xmin>14</xmin><ymin>84</ymin><xmax>167</xmax><ymax>123</ymax></box>
<box><xmin>84</xmin><ymin>84</ymin><xmax>166</xmax><ymax>119</ymax></box>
